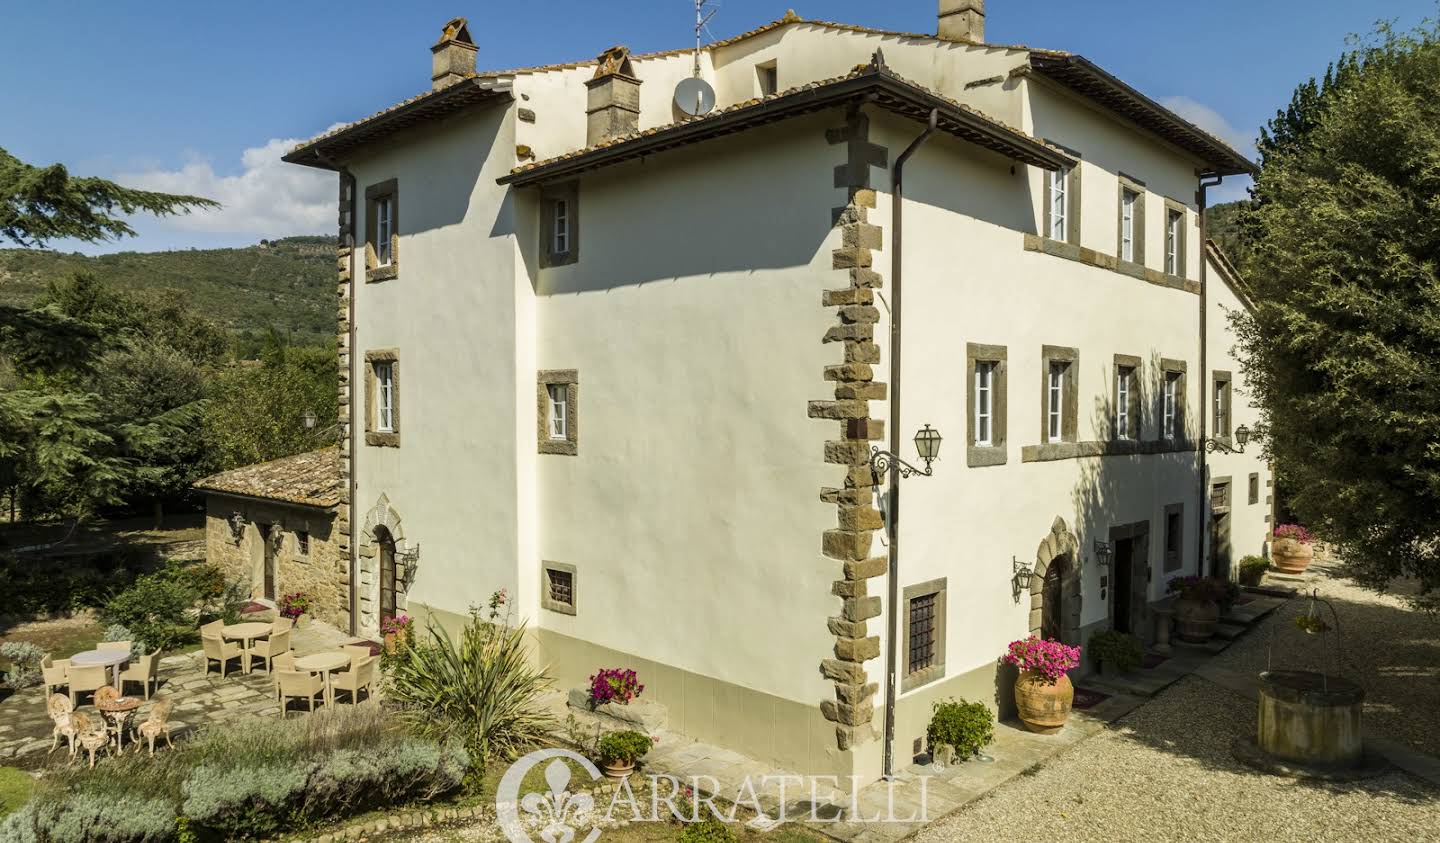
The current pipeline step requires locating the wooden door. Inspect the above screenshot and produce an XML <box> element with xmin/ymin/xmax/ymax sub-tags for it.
<box><xmin>1041</xmin><ymin>556</ymin><xmax>1065</xmax><ymax>642</ymax></box>
<box><xmin>379</xmin><ymin>533</ymin><xmax>397</xmax><ymax>621</ymax></box>
<box><xmin>1112</xmin><ymin>538</ymin><xmax>1133</xmax><ymax>633</ymax></box>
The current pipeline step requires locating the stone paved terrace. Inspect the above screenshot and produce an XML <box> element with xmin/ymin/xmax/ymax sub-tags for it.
<box><xmin>0</xmin><ymin>616</ymin><xmax>355</xmax><ymax>768</ymax></box>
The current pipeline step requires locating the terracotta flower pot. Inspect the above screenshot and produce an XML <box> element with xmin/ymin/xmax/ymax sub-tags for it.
<box><xmin>1271</xmin><ymin>538</ymin><xmax>1314</xmax><ymax>575</ymax></box>
<box><xmin>1014</xmin><ymin>670</ymin><xmax>1073</xmax><ymax>734</ymax></box>
<box><xmin>1174</xmin><ymin>597</ymin><xmax>1219</xmax><ymax>643</ymax></box>
<box><xmin>602</xmin><ymin>759</ymin><xmax>635</xmax><ymax>779</ymax></box>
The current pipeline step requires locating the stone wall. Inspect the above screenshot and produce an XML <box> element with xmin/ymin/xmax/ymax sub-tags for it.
<box><xmin>203</xmin><ymin>496</ymin><xmax>346</xmax><ymax>627</ymax></box>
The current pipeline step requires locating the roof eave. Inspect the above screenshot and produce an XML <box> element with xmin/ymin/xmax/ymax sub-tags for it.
<box><xmin>284</xmin><ymin>77</ymin><xmax>515</xmax><ymax>170</ymax></box>
<box><xmin>499</xmin><ymin>68</ymin><xmax>1066</xmax><ymax>188</ymax></box>
<box><xmin>1028</xmin><ymin>54</ymin><xmax>1258</xmax><ymax>178</ymax></box>
<box><xmin>195</xmin><ymin>486</ymin><xmax>340</xmax><ymax>512</ymax></box>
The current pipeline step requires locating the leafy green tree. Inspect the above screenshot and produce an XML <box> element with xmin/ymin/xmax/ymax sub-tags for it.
<box><xmin>1234</xmin><ymin>19</ymin><xmax>1440</xmax><ymax>601</ymax></box>
<box><xmin>0</xmin><ymin>147</ymin><xmax>216</xmax><ymax>247</ymax></box>
<box><xmin>203</xmin><ymin>334</ymin><xmax>338</xmax><ymax>470</ymax></box>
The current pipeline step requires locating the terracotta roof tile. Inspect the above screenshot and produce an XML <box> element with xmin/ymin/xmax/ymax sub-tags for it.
<box><xmin>194</xmin><ymin>447</ymin><xmax>341</xmax><ymax>509</ymax></box>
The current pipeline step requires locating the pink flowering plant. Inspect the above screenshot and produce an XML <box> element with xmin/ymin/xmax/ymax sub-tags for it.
<box><xmin>1003</xmin><ymin>636</ymin><xmax>1080</xmax><ymax>684</ymax></box>
<box><xmin>1273</xmin><ymin>524</ymin><xmax>1313</xmax><ymax>544</ymax></box>
<box><xmin>380</xmin><ymin>614</ymin><xmax>413</xmax><ymax>637</ymax></box>
<box><xmin>278</xmin><ymin>592</ymin><xmax>311</xmax><ymax>620</ymax></box>
<box><xmin>589</xmin><ymin>667</ymin><xmax>644</xmax><ymax>707</ymax></box>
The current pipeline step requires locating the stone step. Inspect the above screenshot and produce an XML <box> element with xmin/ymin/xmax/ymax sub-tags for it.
<box><xmin>565</xmin><ymin>687</ymin><xmax>668</xmax><ymax>732</ymax></box>
<box><xmin>1213</xmin><ymin>621</ymin><xmax>1248</xmax><ymax>640</ymax></box>
<box><xmin>1172</xmin><ymin>635</ymin><xmax>1231</xmax><ymax>655</ymax></box>
<box><xmin>1244</xmin><ymin>583</ymin><xmax>1298</xmax><ymax>599</ymax></box>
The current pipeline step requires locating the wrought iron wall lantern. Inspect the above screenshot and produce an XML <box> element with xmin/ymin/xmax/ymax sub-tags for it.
<box><xmin>1093</xmin><ymin>538</ymin><xmax>1113</xmax><ymax>572</ymax></box>
<box><xmin>227</xmin><ymin>512</ymin><xmax>247</xmax><ymax>545</ymax></box>
<box><xmin>302</xmin><ymin>409</ymin><xmax>317</xmax><ymax>430</ymax></box>
<box><xmin>1205</xmin><ymin>424</ymin><xmax>1251</xmax><ymax>454</ymax></box>
<box><xmin>1010</xmin><ymin>556</ymin><xmax>1034</xmax><ymax>604</ymax></box>
<box><xmin>396</xmin><ymin>542</ymin><xmax>421</xmax><ymax>589</ymax></box>
<box><xmin>870</xmin><ymin>424</ymin><xmax>943</xmax><ymax>479</ymax></box>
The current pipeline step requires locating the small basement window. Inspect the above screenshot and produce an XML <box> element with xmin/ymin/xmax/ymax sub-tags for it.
<box><xmin>541</xmin><ymin>562</ymin><xmax>577</xmax><ymax>615</ymax></box>
<box><xmin>901</xmin><ymin>578</ymin><xmax>947</xmax><ymax>692</ymax></box>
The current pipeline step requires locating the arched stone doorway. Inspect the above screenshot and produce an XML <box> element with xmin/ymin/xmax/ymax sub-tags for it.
<box><xmin>1029</xmin><ymin>516</ymin><xmax>1082</xmax><ymax>645</ymax></box>
<box><xmin>357</xmin><ymin>493</ymin><xmax>416</xmax><ymax>635</ymax></box>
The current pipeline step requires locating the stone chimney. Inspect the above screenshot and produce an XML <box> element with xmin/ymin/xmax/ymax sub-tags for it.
<box><xmin>938</xmin><ymin>0</ymin><xmax>985</xmax><ymax>43</ymax></box>
<box><xmin>431</xmin><ymin>17</ymin><xmax>478</xmax><ymax>89</ymax></box>
<box><xmin>585</xmin><ymin>46</ymin><xmax>642</xmax><ymax>144</ymax></box>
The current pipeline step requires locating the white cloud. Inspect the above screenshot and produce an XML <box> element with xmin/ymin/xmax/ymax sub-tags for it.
<box><xmin>115</xmin><ymin>131</ymin><xmax>342</xmax><ymax>238</ymax></box>
<box><xmin>1157</xmin><ymin>96</ymin><xmax>1255</xmax><ymax>156</ymax></box>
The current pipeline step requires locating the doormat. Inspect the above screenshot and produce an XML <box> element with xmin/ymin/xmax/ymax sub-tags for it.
<box><xmin>240</xmin><ymin>602</ymin><xmax>271</xmax><ymax>615</ymax></box>
<box><xmin>1071</xmin><ymin>687</ymin><xmax>1111</xmax><ymax>710</ymax></box>
<box><xmin>350</xmin><ymin>640</ymin><xmax>383</xmax><ymax>657</ymax></box>
<box><xmin>1141</xmin><ymin>653</ymin><xmax>1169</xmax><ymax>669</ymax></box>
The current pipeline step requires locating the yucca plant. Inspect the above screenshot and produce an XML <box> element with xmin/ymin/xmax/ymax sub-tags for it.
<box><xmin>385</xmin><ymin>604</ymin><xmax>555</xmax><ymax>788</ymax></box>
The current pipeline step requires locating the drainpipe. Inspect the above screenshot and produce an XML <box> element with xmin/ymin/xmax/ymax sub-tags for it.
<box><xmin>1196</xmin><ymin>172</ymin><xmax>1222</xmax><ymax>578</ymax></box>
<box><xmin>320</xmin><ymin>153</ymin><xmax>360</xmax><ymax>638</ymax></box>
<box><xmin>881</xmin><ymin>108</ymin><xmax>939</xmax><ymax>781</ymax></box>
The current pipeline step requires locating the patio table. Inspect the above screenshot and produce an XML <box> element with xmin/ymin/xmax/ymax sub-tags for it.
<box><xmin>70</xmin><ymin>648</ymin><xmax>130</xmax><ymax>690</ymax></box>
<box><xmin>294</xmin><ymin>651</ymin><xmax>351</xmax><ymax>707</ymax></box>
<box><xmin>96</xmin><ymin>695</ymin><xmax>141</xmax><ymax>753</ymax></box>
<box><xmin>221</xmin><ymin>622</ymin><xmax>273</xmax><ymax>674</ymax></box>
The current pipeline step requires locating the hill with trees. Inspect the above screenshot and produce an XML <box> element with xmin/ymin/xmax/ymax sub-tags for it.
<box><xmin>0</xmin><ymin>236</ymin><xmax>335</xmax><ymax>349</ymax></box>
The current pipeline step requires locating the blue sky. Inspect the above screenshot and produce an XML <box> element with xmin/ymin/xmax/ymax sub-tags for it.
<box><xmin>4</xmin><ymin>0</ymin><xmax>1433</xmax><ymax>254</ymax></box>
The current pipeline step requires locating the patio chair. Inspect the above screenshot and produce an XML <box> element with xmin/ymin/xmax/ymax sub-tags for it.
<box><xmin>343</xmin><ymin>644</ymin><xmax>374</xmax><ymax>662</ymax></box>
<box><xmin>199</xmin><ymin>619</ymin><xmax>224</xmax><ymax>638</ymax></box>
<box><xmin>247</xmin><ymin>628</ymin><xmax>291</xmax><ymax>674</ymax></box>
<box><xmin>270</xmin><ymin>617</ymin><xmax>294</xmax><ymax>632</ymax></box>
<box><xmin>201</xmin><ymin>632</ymin><xmax>243</xmax><ymax>678</ymax></box>
<box><xmin>137</xmin><ymin>699</ymin><xmax>174</xmax><ymax>756</ymax></box>
<box><xmin>277</xmin><ymin>669</ymin><xmax>325</xmax><ymax>717</ymax></box>
<box><xmin>270</xmin><ymin>652</ymin><xmax>296</xmax><ymax>700</ymax></box>
<box><xmin>331</xmin><ymin>656</ymin><xmax>377</xmax><ymax>705</ymax></box>
<box><xmin>47</xmin><ymin>693</ymin><xmax>78</xmax><ymax>755</ymax></box>
<box><xmin>70</xmin><ymin>712</ymin><xmax>110</xmax><ymax>768</ymax></box>
<box><xmin>121</xmin><ymin>649</ymin><xmax>162</xmax><ymax>700</ymax></box>
<box><xmin>67</xmin><ymin>664</ymin><xmax>108</xmax><ymax>708</ymax></box>
<box><xmin>42</xmin><ymin>654</ymin><xmax>70</xmax><ymax>698</ymax></box>
<box><xmin>97</xmin><ymin>640</ymin><xmax>132</xmax><ymax>654</ymax></box>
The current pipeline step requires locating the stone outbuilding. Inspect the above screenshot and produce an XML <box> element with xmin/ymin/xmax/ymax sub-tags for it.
<box><xmin>194</xmin><ymin>448</ymin><xmax>347</xmax><ymax>627</ymax></box>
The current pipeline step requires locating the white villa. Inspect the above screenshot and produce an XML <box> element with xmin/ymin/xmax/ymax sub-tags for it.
<box><xmin>281</xmin><ymin>2</ymin><xmax>1273</xmax><ymax>783</ymax></box>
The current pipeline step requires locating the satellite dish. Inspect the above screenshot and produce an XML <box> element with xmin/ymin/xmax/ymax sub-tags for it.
<box><xmin>674</xmin><ymin>77</ymin><xmax>716</xmax><ymax>117</ymax></box>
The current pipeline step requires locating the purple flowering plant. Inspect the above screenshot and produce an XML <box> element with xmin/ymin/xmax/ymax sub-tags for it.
<box><xmin>1273</xmin><ymin>524</ymin><xmax>1313</xmax><ymax>544</ymax></box>
<box><xmin>278</xmin><ymin>592</ymin><xmax>311</xmax><ymax>620</ymax></box>
<box><xmin>1003</xmin><ymin>636</ymin><xmax>1081</xmax><ymax>684</ymax></box>
<box><xmin>380</xmin><ymin>614</ymin><xmax>413</xmax><ymax>637</ymax></box>
<box><xmin>589</xmin><ymin>668</ymin><xmax>644</xmax><ymax>707</ymax></box>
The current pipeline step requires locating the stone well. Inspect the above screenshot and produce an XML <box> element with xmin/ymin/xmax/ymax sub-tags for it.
<box><xmin>1257</xmin><ymin>669</ymin><xmax>1364</xmax><ymax>768</ymax></box>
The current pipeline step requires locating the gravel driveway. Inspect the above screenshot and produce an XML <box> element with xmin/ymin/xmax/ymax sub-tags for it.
<box><xmin>916</xmin><ymin>563</ymin><xmax>1440</xmax><ymax>843</ymax></box>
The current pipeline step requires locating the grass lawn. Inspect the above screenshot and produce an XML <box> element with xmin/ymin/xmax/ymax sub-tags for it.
<box><xmin>0</xmin><ymin>766</ymin><xmax>33</xmax><ymax>817</ymax></box>
<box><xmin>0</xmin><ymin>617</ymin><xmax>105</xmax><ymax>660</ymax></box>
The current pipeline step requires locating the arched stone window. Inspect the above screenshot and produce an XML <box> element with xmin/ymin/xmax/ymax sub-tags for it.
<box><xmin>1029</xmin><ymin>516</ymin><xmax>1082</xmax><ymax>645</ymax></box>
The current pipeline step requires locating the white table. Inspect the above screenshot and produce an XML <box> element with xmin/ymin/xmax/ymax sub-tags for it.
<box><xmin>70</xmin><ymin>649</ymin><xmax>130</xmax><ymax>690</ymax></box>
<box><xmin>294</xmin><ymin>651</ymin><xmax>351</xmax><ymax>706</ymax></box>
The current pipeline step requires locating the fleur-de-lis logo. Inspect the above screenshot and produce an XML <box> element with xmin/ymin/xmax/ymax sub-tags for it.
<box><xmin>497</xmin><ymin>749</ymin><xmax>604</xmax><ymax>843</ymax></box>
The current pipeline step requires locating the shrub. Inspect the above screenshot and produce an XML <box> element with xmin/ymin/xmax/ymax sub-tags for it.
<box><xmin>1165</xmin><ymin>575</ymin><xmax>1228</xmax><ymax>603</ymax></box>
<box><xmin>1239</xmin><ymin>555</ymin><xmax>1269</xmax><ymax>585</ymax></box>
<box><xmin>277</xmin><ymin>592</ymin><xmax>312</xmax><ymax>620</ymax></box>
<box><xmin>101</xmin><ymin>624</ymin><xmax>146</xmax><ymax>660</ymax></box>
<box><xmin>0</xmin><ymin>642</ymin><xmax>44</xmax><ymax>688</ymax></box>
<box><xmin>385</xmin><ymin>605</ymin><xmax>554</xmax><ymax>785</ymax></box>
<box><xmin>926</xmin><ymin>699</ymin><xmax>994</xmax><ymax>759</ymax></box>
<box><xmin>103</xmin><ymin>574</ymin><xmax>194</xmax><ymax>652</ymax></box>
<box><xmin>1002</xmin><ymin>636</ymin><xmax>1081</xmax><ymax>683</ymax></box>
<box><xmin>596</xmin><ymin>730</ymin><xmax>652</xmax><ymax>765</ymax></box>
<box><xmin>26</xmin><ymin>792</ymin><xmax>176</xmax><ymax>843</ymax></box>
<box><xmin>588</xmin><ymin>668</ymin><xmax>644</xmax><ymax>707</ymax></box>
<box><xmin>678</xmin><ymin>817</ymin><xmax>738</xmax><ymax>843</ymax></box>
<box><xmin>1087</xmin><ymin>630</ymin><xmax>1143</xmax><ymax>673</ymax></box>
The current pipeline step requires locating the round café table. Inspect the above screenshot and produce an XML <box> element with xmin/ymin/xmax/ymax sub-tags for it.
<box><xmin>294</xmin><ymin>651</ymin><xmax>351</xmax><ymax>707</ymax></box>
<box><xmin>70</xmin><ymin>649</ymin><xmax>130</xmax><ymax>690</ymax></box>
<box><xmin>221</xmin><ymin>622</ymin><xmax>273</xmax><ymax>674</ymax></box>
<box><xmin>96</xmin><ymin>695</ymin><xmax>141</xmax><ymax>753</ymax></box>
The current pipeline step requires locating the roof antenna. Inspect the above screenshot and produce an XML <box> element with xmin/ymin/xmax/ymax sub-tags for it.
<box><xmin>693</xmin><ymin>0</ymin><xmax>718</xmax><ymax>78</ymax></box>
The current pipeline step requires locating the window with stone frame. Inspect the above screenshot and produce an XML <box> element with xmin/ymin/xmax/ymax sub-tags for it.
<box><xmin>901</xmin><ymin>578</ymin><xmax>947</xmax><ymax>692</ymax></box>
<box><xmin>756</xmin><ymin>61</ymin><xmax>778</xmax><ymax>96</ymax></box>
<box><xmin>364</xmin><ymin>349</ymin><xmax>400</xmax><ymax>448</ymax></box>
<box><xmin>537</xmin><ymin>370</ymin><xmax>578</xmax><ymax>455</ymax></box>
<box><xmin>966</xmin><ymin>343</ymin><xmax>1007</xmax><ymax>467</ymax></box>
<box><xmin>1164</xmin><ymin>200</ymin><xmax>1188</xmax><ymax>278</ymax></box>
<box><xmin>296</xmin><ymin>530</ymin><xmax>310</xmax><ymax>557</ymax></box>
<box><xmin>1113</xmin><ymin>354</ymin><xmax>1142</xmax><ymax>442</ymax></box>
<box><xmin>1117</xmin><ymin>174</ymin><xmax>1146</xmax><ymax>266</ymax></box>
<box><xmin>540</xmin><ymin>562</ymin><xmax>577</xmax><ymax>615</ymax></box>
<box><xmin>1164</xmin><ymin>503</ymin><xmax>1184</xmax><ymax>572</ymax></box>
<box><xmin>1159</xmin><ymin>359</ymin><xmax>1187</xmax><ymax>442</ymax></box>
<box><xmin>540</xmin><ymin>182</ymin><xmax>579</xmax><ymax>268</ymax></box>
<box><xmin>1042</xmin><ymin>145</ymin><xmax>1082</xmax><ymax>246</ymax></box>
<box><xmin>1249</xmin><ymin>473</ymin><xmax>1260</xmax><ymax>505</ymax></box>
<box><xmin>1213</xmin><ymin>370</ymin><xmax>1233</xmax><ymax>444</ymax></box>
<box><xmin>364</xmin><ymin>180</ymin><xmax>399</xmax><ymax>282</ymax></box>
<box><xmin>1040</xmin><ymin>345</ymin><xmax>1079</xmax><ymax>445</ymax></box>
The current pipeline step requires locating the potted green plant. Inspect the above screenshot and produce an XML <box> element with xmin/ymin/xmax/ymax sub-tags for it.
<box><xmin>1088</xmin><ymin>630</ymin><xmax>1143</xmax><ymax>677</ymax></box>
<box><xmin>1238</xmin><ymin>555</ymin><xmax>1268</xmax><ymax>587</ymax></box>
<box><xmin>926</xmin><ymin>698</ymin><xmax>994</xmax><ymax>765</ymax></box>
<box><xmin>1167</xmin><ymin>576</ymin><xmax>1226</xmax><ymax>642</ymax></box>
<box><xmin>596</xmin><ymin>729</ymin><xmax>653</xmax><ymax>778</ymax></box>
<box><xmin>1271</xmin><ymin>524</ymin><xmax>1314</xmax><ymax>574</ymax></box>
<box><xmin>1003</xmin><ymin>636</ymin><xmax>1082</xmax><ymax>734</ymax></box>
